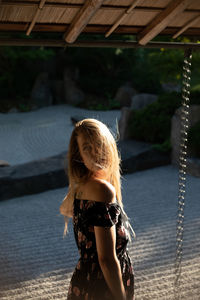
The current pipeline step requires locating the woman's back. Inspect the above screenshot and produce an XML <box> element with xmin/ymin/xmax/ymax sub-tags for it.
<box><xmin>67</xmin><ymin>188</ymin><xmax>134</xmax><ymax>300</ymax></box>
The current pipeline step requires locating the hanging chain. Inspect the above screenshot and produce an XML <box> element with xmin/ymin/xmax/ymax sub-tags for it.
<box><xmin>174</xmin><ymin>49</ymin><xmax>192</xmax><ymax>300</ymax></box>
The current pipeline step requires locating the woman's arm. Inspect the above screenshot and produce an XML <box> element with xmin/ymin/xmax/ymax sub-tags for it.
<box><xmin>94</xmin><ymin>225</ymin><xmax>126</xmax><ymax>300</ymax></box>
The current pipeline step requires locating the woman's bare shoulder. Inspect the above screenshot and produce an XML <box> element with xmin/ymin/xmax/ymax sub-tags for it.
<box><xmin>88</xmin><ymin>178</ymin><xmax>116</xmax><ymax>203</ymax></box>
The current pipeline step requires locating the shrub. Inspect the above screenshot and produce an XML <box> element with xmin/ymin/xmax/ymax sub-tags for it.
<box><xmin>77</xmin><ymin>93</ymin><xmax>120</xmax><ymax>111</ymax></box>
<box><xmin>128</xmin><ymin>91</ymin><xmax>200</xmax><ymax>154</ymax></box>
<box><xmin>128</xmin><ymin>92</ymin><xmax>182</xmax><ymax>144</ymax></box>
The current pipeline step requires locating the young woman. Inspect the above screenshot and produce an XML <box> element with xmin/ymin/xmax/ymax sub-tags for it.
<box><xmin>60</xmin><ymin>118</ymin><xmax>135</xmax><ymax>300</ymax></box>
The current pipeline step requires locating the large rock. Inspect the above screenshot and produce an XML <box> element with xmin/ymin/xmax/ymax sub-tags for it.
<box><xmin>0</xmin><ymin>153</ymin><xmax>68</xmax><ymax>201</ymax></box>
<box><xmin>114</xmin><ymin>83</ymin><xmax>137</xmax><ymax>108</ymax></box>
<box><xmin>30</xmin><ymin>72</ymin><xmax>53</xmax><ymax>108</ymax></box>
<box><xmin>63</xmin><ymin>66</ymin><xmax>80</xmax><ymax>82</ymax></box>
<box><xmin>51</xmin><ymin>79</ymin><xmax>64</xmax><ymax>104</ymax></box>
<box><xmin>187</xmin><ymin>158</ymin><xmax>200</xmax><ymax>177</ymax></box>
<box><xmin>118</xmin><ymin>140</ymin><xmax>170</xmax><ymax>174</ymax></box>
<box><xmin>131</xmin><ymin>93</ymin><xmax>158</xmax><ymax>110</ymax></box>
<box><xmin>121</xmin><ymin>148</ymin><xmax>171</xmax><ymax>174</ymax></box>
<box><xmin>161</xmin><ymin>82</ymin><xmax>181</xmax><ymax>93</ymax></box>
<box><xmin>171</xmin><ymin>105</ymin><xmax>200</xmax><ymax>177</ymax></box>
<box><xmin>8</xmin><ymin>107</ymin><xmax>19</xmax><ymax>113</ymax></box>
<box><xmin>118</xmin><ymin>107</ymin><xmax>132</xmax><ymax>140</ymax></box>
<box><xmin>63</xmin><ymin>69</ymin><xmax>84</xmax><ymax>105</ymax></box>
<box><xmin>0</xmin><ymin>140</ymin><xmax>171</xmax><ymax>201</ymax></box>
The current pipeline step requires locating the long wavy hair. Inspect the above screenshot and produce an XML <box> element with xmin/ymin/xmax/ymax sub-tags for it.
<box><xmin>61</xmin><ymin>118</ymin><xmax>135</xmax><ymax>239</ymax></box>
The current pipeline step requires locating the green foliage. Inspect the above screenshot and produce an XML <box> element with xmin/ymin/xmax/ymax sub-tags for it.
<box><xmin>1</xmin><ymin>33</ymin><xmax>200</xmax><ymax>117</ymax></box>
<box><xmin>147</xmin><ymin>48</ymin><xmax>184</xmax><ymax>83</ymax></box>
<box><xmin>65</xmin><ymin>46</ymin><xmax>163</xmax><ymax>98</ymax></box>
<box><xmin>152</xmin><ymin>138</ymin><xmax>172</xmax><ymax>153</ymax></box>
<box><xmin>87</xmin><ymin>98</ymin><xmax>120</xmax><ymax>111</ymax></box>
<box><xmin>78</xmin><ymin>92</ymin><xmax>120</xmax><ymax>111</ymax></box>
<box><xmin>129</xmin><ymin>48</ymin><xmax>162</xmax><ymax>93</ymax></box>
<box><xmin>0</xmin><ymin>46</ymin><xmax>55</xmax><ymax>99</ymax></box>
<box><xmin>17</xmin><ymin>102</ymin><xmax>32</xmax><ymax>112</ymax></box>
<box><xmin>128</xmin><ymin>92</ymin><xmax>182</xmax><ymax>144</ymax></box>
<box><xmin>66</xmin><ymin>47</ymin><xmax>134</xmax><ymax>96</ymax></box>
<box><xmin>128</xmin><ymin>91</ymin><xmax>200</xmax><ymax>155</ymax></box>
<box><xmin>2</xmin><ymin>46</ymin><xmax>54</xmax><ymax>61</ymax></box>
<box><xmin>188</xmin><ymin>121</ymin><xmax>200</xmax><ymax>158</ymax></box>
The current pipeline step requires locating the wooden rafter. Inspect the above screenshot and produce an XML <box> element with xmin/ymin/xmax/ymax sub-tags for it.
<box><xmin>26</xmin><ymin>0</ymin><xmax>46</xmax><ymax>36</ymax></box>
<box><xmin>137</xmin><ymin>0</ymin><xmax>192</xmax><ymax>45</ymax></box>
<box><xmin>105</xmin><ymin>0</ymin><xmax>141</xmax><ymax>38</ymax></box>
<box><xmin>173</xmin><ymin>14</ymin><xmax>200</xmax><ymax>39</ymax></box>
<box><xmin>63</xmin><ymin>0</ymin><xmax>104</xmax><ymax>43</ymax></box>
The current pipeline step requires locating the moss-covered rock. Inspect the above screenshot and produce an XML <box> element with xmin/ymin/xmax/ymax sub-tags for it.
<box><xmin>188</xmin><ymin>121</ymin><xmax>200</xmax><ymax>158</ymax></box>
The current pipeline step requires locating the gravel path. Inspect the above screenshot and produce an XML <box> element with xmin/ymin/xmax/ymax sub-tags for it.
<box><xmin>0</xmin><ymin>165</ymin><xmax>199</xmax><ymax>300</ymax></box>
<box><xmin>0</xmin><ymin>105</ymin><xmax>199</xmax><ymax>299</ymax></box>
<box><xmin>0</xmin><ymin>105</ymin><xmax>120</xmax><ymax>166</ymax></box>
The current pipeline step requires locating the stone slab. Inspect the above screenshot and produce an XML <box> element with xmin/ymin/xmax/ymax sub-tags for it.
<box><xmin>0</xmin><ymin>152</ymin><xmax>68</xmax><ymax>201</ymax></box>
<box><xmin>0</xmin><ymin>140</ymin><xmax>171</xmax><ymax>201</ymax></box>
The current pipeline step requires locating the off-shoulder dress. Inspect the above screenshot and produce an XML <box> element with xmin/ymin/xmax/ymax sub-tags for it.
<box><xmin>67</xmin><ymin>198</ymin><xmax>134</xmax><ymax>300</ymax></box>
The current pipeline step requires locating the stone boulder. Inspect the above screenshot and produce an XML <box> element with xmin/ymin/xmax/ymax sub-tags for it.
<box><xmin>187</xmin><ymin>157</ymin><xmax>200</xmax><ymax>177</ymax></box>
<box><xmin>30</xmin><ymin>72</ymin><xmax>53</xmax><ymax>109</ymax></box>
<box><xmin>161</xmin><ymin>82</ymin><xmax>181</xmax><ymax>93</ymax></box>
<box><xmin>171</xmin><ymin>105</ymin><xmax>200</xmax><ymax>177</ymax></box>
<box><xmin>0</xmin><ymin>139</ymin><xmax>171</xmax><ymax>201</ymax></box>
<box><xmin>63</xmin><ymin>69</ymin><xmax>84</xmax><ymax>105</ymax></box>
<box><xmin>118</xmin><ymin>107</ymin><xmax>132</xmax><ymax>140</ymax></box>
<box><xmin>63</xmin><ymin>66</ymin><xmax>80</xmax><ymax>82</ymax></box>
<box><xmin>121</xmin><ymin>148</ymin><xmax>171</xmax><ymax>174</ymax></box>
<box><xmin>114</xmin><ymin>83</ymin><xmax>137</xmax><ymax>108</ymax></box>
<box><xmin>131</xmin><ymin>93</ymin><xmax>158</xmax><ymax>110</ymax></box>
<box><xmin>51</xmin><ymin>79</ymin><xmax>65</xmax><ymax>104</ymax></box>
<box><xmin>8</xmin><ymin>107</ymin><xmax>19</xmax><ymax>113</ymax></box>
<box><xmin>118</xmin><ymin>140</ymin><xmax>170</xmax><ymax>174</ymax></box>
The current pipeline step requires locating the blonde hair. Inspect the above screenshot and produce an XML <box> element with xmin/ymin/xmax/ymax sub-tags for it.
<box><xmin>61</xmin><ymin>118</ymin><xmax>135</xmax><ymax>239</ymax></box>
<box><xmin>69</xmin><ymin>119</ymin><xmax>122</xmax><ymax>202</ymax></box>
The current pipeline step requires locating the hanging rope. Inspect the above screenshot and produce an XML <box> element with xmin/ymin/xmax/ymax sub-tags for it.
<box><xmin>174</xmin><ymin>48</ymin><xmax>192</xmax><ymax>300</ymax></box>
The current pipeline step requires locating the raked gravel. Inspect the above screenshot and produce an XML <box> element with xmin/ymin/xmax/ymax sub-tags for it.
<box><xmin>0</xmin><ymin>105</ymin><xmax>120</xmax><ymax>166</ymax></box>
<box><xmin>0</xmin><ymin>165</ymin><xmax>199</xmax><ymax>300</ymax></box>
<box><xmin>0</xmin><ymin>105</ymin><xmax>199</xmax><ymax>299</ymax></box>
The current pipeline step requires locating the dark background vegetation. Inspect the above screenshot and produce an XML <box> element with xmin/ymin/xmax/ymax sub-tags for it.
<box><xmin>0</xmin><ymin>34</ymin><xmax>200</xmax><ymax>157</ymax></box>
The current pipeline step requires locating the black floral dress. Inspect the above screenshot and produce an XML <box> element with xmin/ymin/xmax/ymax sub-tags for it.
<box><xmin>67</xmin><ymin>198</ymin><xmax>134</xmax><ymax>300</ymax></box>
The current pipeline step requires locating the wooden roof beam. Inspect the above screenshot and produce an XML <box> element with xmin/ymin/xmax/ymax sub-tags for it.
<box><xmin>0</xmin><ymin>39</ymin><xmax>200</xmax><ymax>50</ymax></box>
<box><xmin>63</xmin><ymin>0</ymin><xmax>104</xmax><ymax>43</ymax></box>
<box><xmin>137</xmin><ymin>0</ymin><xmax>192</xmax><ymax>45</ymax></box>
<box><xmin>173</xmin><ymin>14</ymin><xmax>200</xmax><ymax>39</ymax></box>
<box><xmin>105</xmin><ymin>0</ymin><xmax>142</xmax><ymax>38</ymax></box>
<box><xmin>26</xmin><ymin>0</ymin><xmax>46</xmax><ymax>36</ymax></box>
<box><xmin>1</xmin><ymin>23</ymin><xmax>200</xmax><ymax>36</ymax></box>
